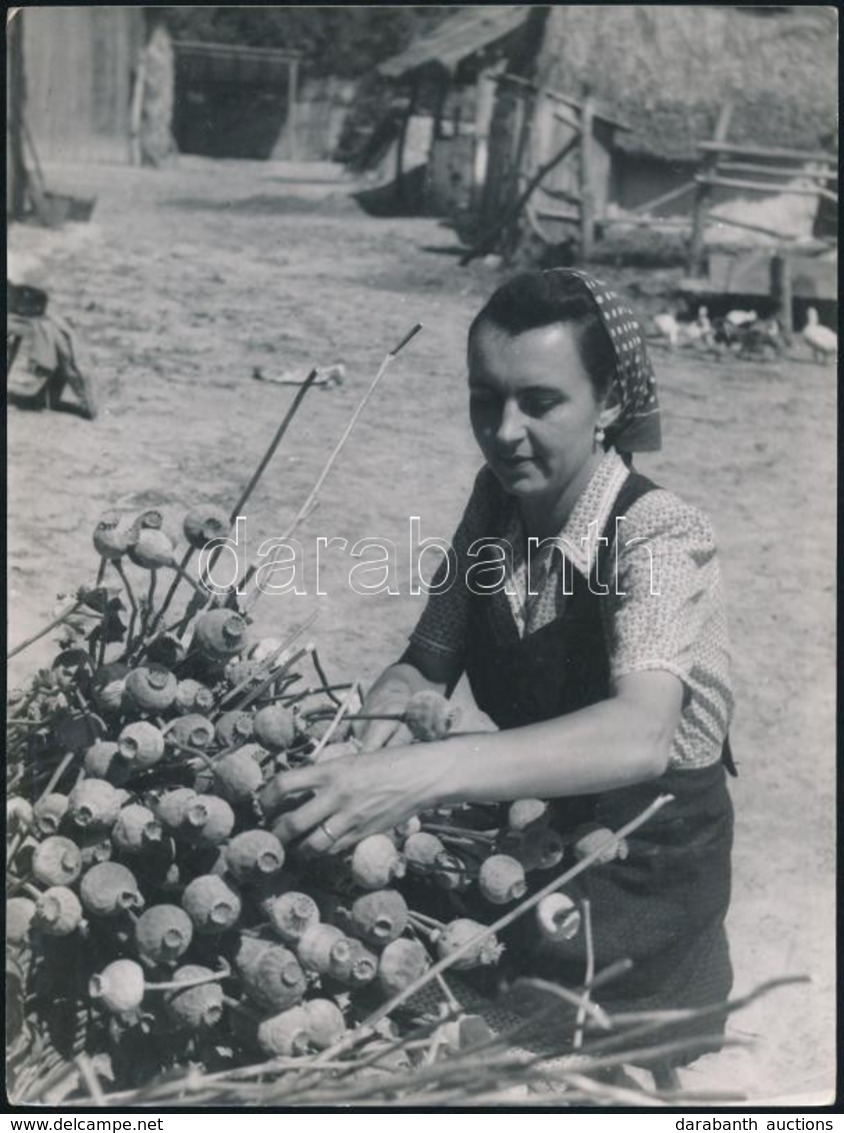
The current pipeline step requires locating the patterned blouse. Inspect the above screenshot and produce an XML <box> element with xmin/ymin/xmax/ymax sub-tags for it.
<box><xmin>409</xmin><ymin>450</ymin><xmax>734</xmax><ymax>770</ymax></box>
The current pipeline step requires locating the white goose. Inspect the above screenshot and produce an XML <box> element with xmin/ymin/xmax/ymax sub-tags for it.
<box><xmin>802</xmin><ymin>308</ymin><xmax>837</xmax><ymax>362</ymax></box>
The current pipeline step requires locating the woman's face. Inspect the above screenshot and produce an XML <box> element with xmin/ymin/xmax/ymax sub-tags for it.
<box><xmin>468</xmin><ymin>320</ymin><xmax>609</xmax><ymax>505</ymax></box>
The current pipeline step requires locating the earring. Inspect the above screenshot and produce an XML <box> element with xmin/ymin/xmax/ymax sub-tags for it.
<box><xmin>595</xmin><ymin>424</ymin><xmax>606</xmax><ymax>446</ymax></box>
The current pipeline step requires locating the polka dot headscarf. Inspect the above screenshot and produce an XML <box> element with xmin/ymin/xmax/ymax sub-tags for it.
<box><xmin>550</xmin><ymin>269</ymin><xmax>662</xmax><ymax>453</ymax></box>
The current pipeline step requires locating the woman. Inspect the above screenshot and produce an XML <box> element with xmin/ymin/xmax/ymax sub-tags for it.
<box><xmin>268</xmin><ymin>269</ymin><xmax>736</xmax><ymax>1070</ymax></box>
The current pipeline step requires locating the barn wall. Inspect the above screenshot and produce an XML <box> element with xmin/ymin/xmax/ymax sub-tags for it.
<box><xmin>611</xmin><ymin>154</ymin><xmax>697</xmax><ymax>213</ymax></box>
<box><xmin>23</xmin><ymin>7</ymin><xmax>145</xmax><ymax>165</ymax></box>
<box><xmin>272</xmin><ymin>76</ymin><xmax>356</xmax><ymax>162</ymax></box>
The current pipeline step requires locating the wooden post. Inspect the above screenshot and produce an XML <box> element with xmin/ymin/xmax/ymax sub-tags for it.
<box><xmin>7</xmin><ymin>9</ymin><xmax>27</xmax><ymax>220</ymax></box>
<box><xmin>770</xmin><ymin>253</ymin><xmax>793</xmax><ymax>339</ymax></box>
<box><xmin>688</xmin><ymin>102</ymin><xmax>733</xmax><ymax>277</ymax></box>
<box><xmin>394</xmin><ymin>76</ymin><xmax>418</xmax><ymax>205</ymax></box>
<box><xmin>285</xmin><ymin>57</ymin><xmax>299</xmax><ymax>161</ymax></box>
<box><xmin>579</xmin><ymin>95</ymin><xmax>595</xmax><ymax>261</ymax></box>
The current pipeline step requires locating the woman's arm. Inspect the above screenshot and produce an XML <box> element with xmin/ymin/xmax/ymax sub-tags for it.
<box><xmin>268</xmin><ymin>669</ymin><xmax>683</xmax><ymax>853</ymax></box>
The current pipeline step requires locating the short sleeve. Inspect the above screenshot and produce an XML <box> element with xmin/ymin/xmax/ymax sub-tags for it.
<box><xmin>602</xmin><ymin>490</ymin><xmax>724</xmax><ymax>693</ymax></box>
<box><xmin>409</xmin><ymin>466</ymin><xmax>499</xmax><ymax>660</ymax></box>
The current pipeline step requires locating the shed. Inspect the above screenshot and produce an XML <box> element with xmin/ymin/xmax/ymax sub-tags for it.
<box><xmin>373</xmin><ymin>6</ymin><xmax>536</xmax><ymax>211</ymax></box>
<box><xmin>172</xmin><ymin>40</ymin><xmax>301</xmax><ymax>160</ymax></box>
<box><xmin>19</xmin><ymin>7</ymin><xmax>146</xmax><ymax>165</ymax></box>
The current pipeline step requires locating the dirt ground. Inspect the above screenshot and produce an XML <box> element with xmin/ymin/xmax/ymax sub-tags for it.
<box><xmin>7</xmin><ymin>156</ymin><xmax>837</xmax><ymax>1106</ymax></box>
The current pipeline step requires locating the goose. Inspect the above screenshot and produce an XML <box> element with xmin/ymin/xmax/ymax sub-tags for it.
<box><xmin>802</xmin><ymin>308</ymin><xmax>837</xmax><ymax>362</ymax></box>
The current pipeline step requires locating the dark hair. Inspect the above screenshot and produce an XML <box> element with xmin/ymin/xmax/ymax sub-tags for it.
<box><xmin>467</xmin><ymin>271</ymin><xmax>617</xmax><ymax>400</ymax></box>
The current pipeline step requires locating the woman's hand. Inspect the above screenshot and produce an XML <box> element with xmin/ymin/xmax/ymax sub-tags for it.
<box><xmin>351</xmin><ymin>691</ymin><xmax>414</xmax><ymax>753</ymax></box>
<box><xmin>264</xmin><ymin>744</ymin><xmax>450</xmax><ymax>856</ymax></box>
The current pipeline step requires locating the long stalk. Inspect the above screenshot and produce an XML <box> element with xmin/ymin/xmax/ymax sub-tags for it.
<box><xmin>311</xmin><ymin>794</ymin><xmax>674</xmax><ymax>1067</ymax></box>
<box><xmin>243</xmin><ymin>324</ymin><xmax>422</xmax><ymax>611</ymax></box>
<box><xmin>7</xmin><ymin>600</ymin><xmax>84</xmax><ymax>659</ymax></box>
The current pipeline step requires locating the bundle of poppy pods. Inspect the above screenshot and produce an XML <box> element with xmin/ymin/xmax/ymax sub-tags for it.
<box><xmin>6</xmin><ymin>502</ymin><xmax>630</xmax><ymax>1101</ymax></box>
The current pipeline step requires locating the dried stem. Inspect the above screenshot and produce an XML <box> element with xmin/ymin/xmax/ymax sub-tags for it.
<box><xmin>311</xmin><ymin>793</ymin><xmax>674</xmax><ymax>1066</ymax></box>
<box><xmin>244</xmin><ymin>325</ymin><xmax>423</xmax><ymax>612</ymax></box>
<box><xmin>7</xmin><ymin>600</ymin><xmax>84</xmax><ymax>660</ymax></box>
<box><xmin>573</xmin><ymin>898</ymin><xmax>594</xmax><ymax>1050</ymax></box>
<box><xmin>307</xmin><ymin>684</ymin><xmax>359</xmax><ymax>760</ymax></box>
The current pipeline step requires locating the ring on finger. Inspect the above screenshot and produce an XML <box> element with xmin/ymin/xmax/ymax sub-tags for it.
<box><xmin>318</xmin><ymin>821</ymin><xmax>337</xmax><ymax>843</ymax></box>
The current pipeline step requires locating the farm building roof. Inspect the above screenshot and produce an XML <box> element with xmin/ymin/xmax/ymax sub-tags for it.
<box><xmin>377</xmin><ymin>6</ymin><xmax>529</xmax><ymax>78</ymax></box>
<box><xmin>531</xmin><ymin>6</ymin><xmax>838</xmax><ymax>161</ymax></box>
<box><xmin>174</xmin><ymin>40</ymin><xmax>300</xmax><ymax>85</ymax></box>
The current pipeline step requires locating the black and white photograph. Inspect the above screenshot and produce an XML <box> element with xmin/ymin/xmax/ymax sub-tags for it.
<box><xmin>5</xmin><ymin>4</ymin><xmax>838</xmax><ymax>1112</ymax></box>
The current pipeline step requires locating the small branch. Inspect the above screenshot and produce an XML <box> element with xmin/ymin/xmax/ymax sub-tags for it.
<box><xmin>7</xmin><ymin>601</ymin><xmax>84</xmax><ymax>659</ymax></box>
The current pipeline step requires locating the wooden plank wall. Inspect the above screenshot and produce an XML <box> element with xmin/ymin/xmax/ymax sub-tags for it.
<box><xmin>23</xmin><ymin>7</ymin><xmax>145</xmax><ymax>165</ymax></box>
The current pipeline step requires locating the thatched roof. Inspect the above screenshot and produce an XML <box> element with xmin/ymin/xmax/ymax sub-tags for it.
<box><xmin>377</xmin><ymin>7</ymin><xmax>528</xmax><ymax>79</ymax></box>
<box><xmin>531</xmin><ymin>6</ymin><xmax>838</xmax><ymax>161</ymax></box>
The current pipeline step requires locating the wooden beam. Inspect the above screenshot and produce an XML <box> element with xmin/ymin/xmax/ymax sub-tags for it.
<box><xmin>460</xmin><ymin>130</ymin><xmax>581</xmax><ymax>265</ymax></box>
<box><xmin>285</xmin><ymin>57</ymin><xmax>299</xmax><ymax>161</ymax></box>
<box><xmin>629</xmin><ymin>179</ymin><xmax>696</xmax><ymax>216</ymax></box>
<box><xmin>579</xmin><ymin>95</ymin><xmax>595</xmax><ymax>261</ymax></box>
<box><xmin>698</xmin><ymin>140</ymin><xmax>835</xmax><ymax>165</ymax></box>
<box><xmin>697</xmin><ymin>174</ymin><xmax>837</xmax><ymax>202</ymax></box>
<box><xmin>770</xmin><ymin>254</ymin><xmax>794</xmax><ymax>336</ymax></box>
<box><xmin>717</xmin><ymin>161</ymin><xmax>838</xmax><ymax>181</ymax></box>
<box><xmin>688</xmin><ymin>102</ymin><xmax>734</xmax><ymax>277</ymax></box>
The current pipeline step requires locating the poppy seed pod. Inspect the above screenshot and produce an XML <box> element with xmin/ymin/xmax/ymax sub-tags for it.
<box><xmin>90</xmin><ymin>959</ymin><xmax>146</xmax><ymax>1014</ymax></box>
<box><xmin>339</xmin><ymin>938</ymin><xmax>379</xmax><ymax>988</ymax></box>
<box><xmin>435</xmin><ymin>919</ymin><xmax>503</xmax><ymax>970</ymax></box>
<box><xmin>296</xmin><ymin>923</ymin><xmax>352</xmax><ymax>979</ymax></box>
<box><xmin>257</xmin><ymin>1005</ymin><xmax>311</xmax><ymax>1057</ymax></box>
<box><xmin>117</xmin><ymin>721</ymin><xmax>166</xmax><ymax>770</ymax></box>
<box><xmin>80</xmin><ymin>862</ymin><xmax>144</xmax><ymax>917</ymax></box>
<box><xmin>181</xmin><ymin>875</ymin><xmax>241</xmax><ymax>934</ymax></box>
<box><xmin>135</xmin><ymin>905</ymin><xmax>194</xmax><ymax>965</ymax></box>
<box><xmin>234</xmin><ymin>934</ymin><xmax>275</xmax><ymax>978</ymax></box>
<box><xmin>163</xmin><ymin>966</ymin><xmax>224</xmax><ymax>1031</ymax></box>
<box><xmin>253</xmin><ymin>704</ymin><xmax>296</xmax><ymax>751</ymax></box>
<box><xmin>213</xmin><ymin>748</ymin><xmax>265</xmax><ymax>803</ymax></box>
<box><xmin>223</xmin><ymin>658</ymin><xmax>273</xmax><ymax>701</ymax></box>
<box><xmin>123</xmin><ymin>666</ymin><xmax>178</xmax><ymax>714</ymax></box>
<box><xmin>153</xmin><ymin>787</ymin><xmax>199</xmax><ymax>831</ymax></box>
<box><xmin>214</xmin><ymin>711</ymin><xmax>255</xmax><ymax>748</ymax></box>
<box><xmin>536</xmin><ymin>893</ymin><xmax>582</xmax><ymax>942</ymax></box>
<box><xmin>181</xmin><ymin>794</ymin><xmax>235</xmax><ymax>846</ymax></box>
<box><xmin>34</xmin><ymin>886</ymin><xmax>83</xmax><ymax>936</ymax></box>
<box><xmin>393</xmin><ymin>815</ymin><xmax>422</xmax><ymax>842</ymax></box>
<box><xmin>574</xmin><ymin>826</ymin><xmax>628</xmax><ymax>865</ymax></box>
<box><xmin>93</xmin><ymin>510</ymin><xmax>137</xmax><ymax>560</ymax></box>
<box><xmin>350</xmin><ymin>835</ymin><xmax>406</xmax><ymax>891</ymax></box>
<box><xmin>32</xmin><ymin>792</ymin><xmax>69</xmax><ymax>836</ymax></box>
<box><xmin>167</xmin><ymin>714</ymin><xmax>215</xmax><ymax>753</ymax></box>
<box><xmin>403</xmin><ymin>690</ymin><xmax>461</xmax><ymax>742</ymax></box>
<box><xmin>240</xmin><ymin>945</ymin><xmax>307</xmax><ymax>1012</ymax></box>
<box><xmin>478</xmin><ymin>855</ymin><xmax>528</xmax><ymax>905</ymax></box>
<box><xmin>7</xmin><ymin>897</ymin><xmax>36</xmax><ymax>945</ymax></box>
<box><xmin>183</xmin><ymin>504</ymin><xmax>229</xmax><ymax>550</ymax></box>
<box><xmin>193</xmin><ymin>610</ymin><xmax>248</xmax><ymax>658</ymax></box>
<box><xmin>265</xmin><ymin>891</ymin><xmax>320</xmax><ymax>946</ymax></box>
<box><xmin>349</xmin><ymin>890</ymin><xmax>409</xmax><ymax>948</ymax></box>
<box><xmin>377</xmin><ymin>938</ymin><xmax>430</xmax><ymax>997</ymax></box>
<box><xmin>91</xmin><ymin>663</ymin><xmax>129</xmax><ymax>715</ymax></box>
<box><xmin>67</xmin><ymin>779</ymin><xmax>124</xmax><ymax>832</ymax></box>
<box><xmin>403</xmin><ymin>832</ymin><xmax>447</xmax><ymax>873</ymax></box>
<box><xmin>129</xmin><ymin>515</ymin><xmax>177</xmax><ymax>570</ymax></box>
<box><xmin>83</xmin><ymin>741</ymin><xmax>131</xmax><ymax>785</ymax></box>
<box><xmin>224</xmin><ymin>830</ymin><xmax>285</xmax><ymax>882</ymax></box>
<box><xmin>7</xmin><ymin>796</ymin><xmax>33</xmax><ymax>831</ymax></box>
<box><xmin>303</xmin><ymin>999</ymin><xmax>346</xmax><ymax>1050</ymax></box>
<box><xmin>507</xmin><ymin>798</ymin><xmax>550</xmax><ymax>833</ymax></box>
<box><xmin>112</xmin><ymin>804</ymin><xmax>165</xmax><ymax>854</ymax></box>
<box><xmin>174</xmin><ymin>679</ymin><xmax>215</xmax><ymax>715</ymax></box>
